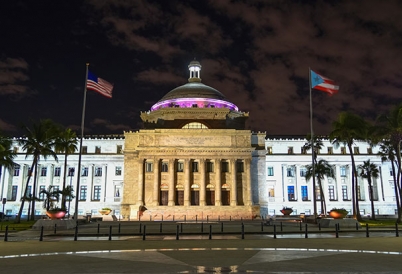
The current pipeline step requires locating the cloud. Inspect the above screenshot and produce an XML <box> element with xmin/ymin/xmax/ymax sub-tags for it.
<box><xmin>0</xmin><ymin>57</ymin><xmax>30</xmax><ymax>96</ymax></box>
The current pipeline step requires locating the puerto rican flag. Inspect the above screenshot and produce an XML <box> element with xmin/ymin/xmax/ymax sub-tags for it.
<box><xmin>310</xmin><ymin>70</ymin><xmax>339</xmax><ymax>95</ymax></box>
<box><xmin>86</xmin><ymin>71</ymin><xmax>113</xmax><ymax>98</ymax></box>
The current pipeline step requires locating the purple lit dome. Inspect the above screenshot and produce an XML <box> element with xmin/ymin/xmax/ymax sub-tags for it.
<box><xmin>151</xmin><ymin>61</ymin><xmax>238</xmax><ymax>111</ymax></box>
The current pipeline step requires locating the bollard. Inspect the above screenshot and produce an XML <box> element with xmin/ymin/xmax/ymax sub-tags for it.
<box><xmin>118</xmin><ymin>223</ymin><xmax>121</xmax><ymax>234</ymax></box>
<box><xmin>299</xmin><ymin>221</ymin><xmax>302</xmax><ymax>231</ymax></box>
<box><xmin>356</xmin><ymin>222</ymin><xmax>359</xmax><ymax>231</ymax></box>
<box><xmin>142</xmin><ymin>225</ymin><xmax>146</xmax><ymax>240</ymax></box>
<box><xmin>4</xmin><ymin>225</ymin><xmax>8</xmax><ymax>242</ymax></box>
<box><xmin>139</xmin><ymin>223</ymin><xmax>142</xmax><ymax>234</ymax></box>
<box><xmin>54</xmin><ymin>224</ymin><xmax>57</xmax><ymax>234</ymax></box>
<box><xmin>74</xmin><ymin>225</ymin><xmax>78</xmax><ymax>241</ymax></box>
<box><xmin>160</xmin><ymin>222</ymin><xmax>163</xmax><ymax>233</ymax></box>
<box><xmin>108</xmin><ymin>225</ymin><xmax>112</xmax><ymax>241</ymax></box>
<box><xmin>221</xmin><ymin>222</ymin><xmax>224</xmax><ymax>233</ymax></box>
<box><xmin>335</xmin><ymin>224</ymin><xmax>339</xmax><ymax>238</ymax></box>
<box><xmin>209</xmin><ymin>225</ymin><xmax>212</xmax><ymax>240</ymax></box>
<box><xmin>241</xmin><ymin>223</ymin><xmax>245</xmax><ymax>240</ymax></box>
<box><xmin>396</xmin><ymin>223</ymin><xmax>399</xmax><ymax>237</ymax></box>
<box><xmin>176</xmin><ymin>225</ymin><xmax>179</xmax><ymax>240</ymax></box>
<box><xmin>261</xmin><ymin>222</ymin><xmax>264</xmax><ymax>232</ymax></box>
<box><xmin>39</xmin><ymin>226</ymin><xmax>44</xmax><ymax>241</ymax></box>
<box><xmin>97</xmin><ymin>223</ymin><xmax>100</xmax><ymax>234</ymax></box>
<box><xmin>305</xmin><ymin>224</ymin><xmax>308</xmax><ymax>238</ymax></box>
<box><xmin>181</xmin><ymin>223</ymin><xmax>183</xmax><ymax>233</ymax></box>
<box><xmin>280</xmin><ymin>222</ymin><xmax>283</xmax><ymax>231</ymax></box>
<box><xmin>337</xmin><ymin>223</ymin><xmax>340</xmax><ymax>231</ymax></box>
<box><xmin>366</xmin><ymin>223</ymin><xmax>369</xmax><ymax>238</ymax></box>
<box><xmin>201</xmin><ymin>222</ymin><xmax>204</xmax><ymax>233</ymax></box>
<box><xmin>273</xmin><ymin>225</ymin><xmax>277</xmax><ymax>239</ymax></box>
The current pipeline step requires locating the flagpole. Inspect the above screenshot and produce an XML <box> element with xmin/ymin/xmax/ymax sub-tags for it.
<box><xmin>309</xmin><ymin>67</ymin><xmax>317</xmax><ymax>221</ymax></box>
<box><xmin>74</xmin><ymin>63</ymin><xmax>89</xmax><ymax>221</ymax></box>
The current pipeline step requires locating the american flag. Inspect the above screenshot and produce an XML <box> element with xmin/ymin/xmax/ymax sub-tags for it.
<box><xmin>310</xmin><ymin>70</ymin><xmax>339</xmax><ymax>95</ymax></box>
<box><xmin>86</xmin><ymin>71</ymin><xmax>113</xmax><ymax>98</ymax></box>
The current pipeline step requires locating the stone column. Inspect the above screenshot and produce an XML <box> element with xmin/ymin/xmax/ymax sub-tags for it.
<box><xmin>215</xmin><ymin>159</ymin><xmax>222</xmax><ymax>206</ymax></box>
<box><xmin>230</xmin><ymin>159</ymin><xmax>237</xmax><ymax>206</ymax></box>
<box><xmin>245</xmin><ymin>158</ymin><xmax>252</xmax><ymax>206</ymax></box>
<box><xmin>137</xmin><ymin>159</ymin><xmax>144</xmax><ymax>206</ymax></box>
<box><xmin>199</xmin><ymin>159</ymin><xmax>206</xmax><ymax>206</ymax></box>
<box><xmin>168</xmin><ymin>159</ymin><xmax>175</xmax><ymax>206</ymax></box>
<box><xmin>153</xmin><ymin>158</ymin><xmax>159</xmax><ymax>206</ymax></box>
<box><xmin>184</xmin><ymin>159</ymin><xmax>191</xmax><ymax>206</ymax></box>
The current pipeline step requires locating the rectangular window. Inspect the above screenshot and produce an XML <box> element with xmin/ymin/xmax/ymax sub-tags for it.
<box><xmin>287</xmin><ymin>186</ymin><xmax>295</xmax><ymax>201</ymax></box>
<box><xmin>80</xmin><ymin>185</ymin><xmax>87</xmax><ymax>201</ymax></box>
<box><xmin>301</xmin><ymin>186</ymin><xmax>308</xmax><ymax>201</ymax></box>
<box><xmin>342</xmin><ymin>185</ymin><xmax>348</xmax><ymax>200</ymax></box>
<box><xmin>354</xmin><ymin>147</ymin><xmax>360</xmax><ymax>154</ymax></box>
<box><xmin>267</xmin><ymin>147</ymin><xmax>273</xmax><ymax>154</ymax></box>
<box><xmin>267</xmin><ymin>167</ymin><xmax>274</xmax><ymax>176</ymax></box>
<box><xmin>115</xmin><ymin>166</ymin><xmax>122</xmax><ymax>176</ymax></box>
<box><xmin>301</xmin><ymin>147</ymin><xmax>307</xmax><ymax>154</ymax></box>
<box><xmin>53</xmin><ymin>186</ymin><xmax>59</xmax><ymax>193</ymax></box>
<box><xmin>340</xmin><ymin>166</ymin><xmax>347</xmax><ymax>177</ymax></box>
<box><xmin>27</xmin><ymin>185</ymin><xmax>32</xmax><ymax>196</ymax></box>
<box><xmin>95</xmin><ymin>167</ymin><xmax>102</xmax><ymax>177</ymax></box>
<box><xmin>328</xmin><ymin>147</ymin><xmax>333</xmax><ymax>154</ymax></box>
<box><xmin>192</xmin><ymin>161</ymin><xmax>199</xmax><ymax>172</ymax></box>
<box><xmin>329</xmin><ymin>185</ymin><xmax>335</xmax><ymax>200</ymax></box>
<box><xmin>288</xmin><ymin>147</ymin><xmax>293</xmax><ymax>154</ymax></box>
<box><xmin>300</xmin><ymin>168</ymin><xmax>307</xmax><ymax>177</ymax></box>
<box><xmin>177</xmin><ymin>162</ymin><xmax>184</xmax><ymax>172</ymax></box>
<box><xmin>93</xmin><ymin>185</ymin><xmax>101</xmax><ymax>200</ymax></box>
<box><xmin>39</xmin><ymin>185</ymin><xmax>46</xmax><ymax>200</ymax></box>
<box><xmin>357</xmin><ymin>185</ymin><xmax>362</xmax><ymax>200</ymax></box>
<box><xmin>221</xmin><ymin>162</ymin><xmax>229</xmax><ymax>173</ymax></box>
<box><xmin>268</xmin><ymin>188</ymin><xmax>275</xmax><ymax>197</ymax></box>
<box><xmin>161</xmin><ymin>162</ymin><xmax>168</xmax><ymax>172</ymax></box>
<box><xmin>95</xmin><ymin>146</ymin><xmax>101</xmax><ymax>154</ymax></box>
<box><xmin>40</xmin><ymin>167</ymin><xmax>47</xmax><ymax>176</ymax></box>
<box><xmin>206</xmin><ymin>162</ymin><xmax>214</xmax><ymax>172</ymax></box>
<box><xmin>341</xmin><ymin>147</ymin><xmax>346</xmax><ymax>155</ymax></box>
<box><xmin>54</xmin><ymin>167</ymin><xmax>61</xmax><ymax>177</ymax></box>
<box><xmin>236</xmin><ymin>161</ymin><xmax>244</xmax><ymax>173</ymax></box>
<box><xmin>81</xmin><ymin>167</ymin><xmax>88</xmax><ymax>177</ymax></box>
<box><xmin>13</xmin><ymin>165</ymin><xmax>20</xmax><ymax>176</ymax></box>
<box><xmin>68</xmin><ymin>168</ymin><xmax>75</xmax><ymax>176</ymax></box>
<box><xmin>315</xmin><ymin>186</ymin><xmax>321</xmax><ymax>201</ymax></box>
<box><xmin>287</xmin><ymin>167</ymin><xmax>294</xmax><ymax>177</ymax></box>
<box><xmin>117</xmin><ymin>145</ymin><xmax>122</xmax><ymax>154</ymax></box>
<box><xmin>367</xmin><ymin>147</ymin><xmax>372</xmax><ymax>154</ymax></box>
<box><xmin>11</xmin><ymin>186</ymin><xmax>18</xmax><ymax>201</ymax></box>
<box><xmin>146</xmin><ymin>162</ymin><xmax>153</xmax><ymax>172</ymax></box>
<box><xmin>81</xmin><ymin>146</ymin><xmax>87</xmax><ymax>154</ymax></box>
<box><xmin>114</xmin><ymin>185</ymin><xmax>121</xmax><ymax>198</ymax></box>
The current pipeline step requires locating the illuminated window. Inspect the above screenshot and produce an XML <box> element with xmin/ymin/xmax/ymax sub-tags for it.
<box><xmin>54</xmin><ymin>167</ymin><xmax>61</xmax><ymax>177</ymax></box>
<box><xmin>354</xmin><ymin>147</ymin><xmax>360</xmax><ymax>154</ymax></box>
<box><xmin>161</xmin><ymin>162</ymin><xmax>168</xmax><ymax>172</ymax></box>
<box><xmin>182</xmin><ymin>122</ymin><xmax>208</xmax><ymax>129</ymax></box>
<box><xmin>267</xmin><ymin>147</ymin><xmax>272</xmax><ymax>154</ymax></box>
<box><xmin>146</xmin><ymin>162</ymin><xmax>153</xmax><ymax>172</ymax></box>
<box><xmin>328</xmin><ymin>147</ymin><xmax>333</xmax><ymax>154</ymax></box>
<box><xmin>267</xmin><ymin>167</ymin><xmax>274</xmax><ymax>176</ymax></box>
<box><xmin>288</xmin><ymin>147</ymin><xmax>293</xmax><ymax>154</ymax></box>
<box><xmin>13</xmin><ymin>165</ymin><xmax>20</xmax><ymax>176</ymax></box>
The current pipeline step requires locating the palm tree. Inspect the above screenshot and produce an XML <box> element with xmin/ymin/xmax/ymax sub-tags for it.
<box><xmin>329</xmin><ymin>112</ymin><xmax>369</xmax><ymax>221</ymax></box>
<box><xmin>358</xmin><ymin>160</ymin><xmax>380</xmax><ymax>220</ymax></box>
<box><xmin>304</xmin><ymin>159</ymin><xmax>335</xmax><ymax>215</ymax></box>
<box><xmin>0</xmin><ymin>133</ymin><xmax>17</xmax><ymax>197</ymax></box>
<box><xmin>40</xmin><ymin>185</ymin><xmax>61</xmax><ymax>211</ymax></box>
<box><xmin>15</xmin><ymin>119</ymin><xmax>59</xmax><ymax>223</ymax></box>
<box><xmin>54</xmin><ymin>128</ymin><xmax>78</xmax><ymax>211</ymax></box>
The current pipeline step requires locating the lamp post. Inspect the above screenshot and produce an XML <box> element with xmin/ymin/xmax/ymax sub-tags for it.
<box><xmin>68</xmin><ymin>168</ymin><xmax>74</xmax><ymax>219</ymax></box>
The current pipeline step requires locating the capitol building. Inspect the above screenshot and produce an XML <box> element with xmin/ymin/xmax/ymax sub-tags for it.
<box><xmin>1</xmin><ymin>61</ymin><xmax>397</xmax><ymax>220</ymax></box>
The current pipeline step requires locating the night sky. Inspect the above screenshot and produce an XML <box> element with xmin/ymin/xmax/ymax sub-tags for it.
<box><xmin>1</xmin><ymin>0</ymin><xmax>402</xmax><ymax>137</ymax></box>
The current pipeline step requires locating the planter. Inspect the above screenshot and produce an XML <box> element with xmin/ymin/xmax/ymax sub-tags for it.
<box><xmin>329</xmin><ymin>210</ymin><xmax>347</xmax><ymax>219</ymax></box>
<box><xmin>46</xmin><ymin>210</ymin><xmax>66</xmax><ymax>220</ymax></box>
<box><xmin>280</xmin><ymin>209</ymin><xmax>293</xmax><ymax>215</ymax></box>
<box><xmin>99</xmin><ymin>209</ymin><xmax>111</xmax><ymax>215</ymax></box>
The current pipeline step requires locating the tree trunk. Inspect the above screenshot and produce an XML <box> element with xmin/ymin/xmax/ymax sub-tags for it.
<box><xmin>30</xmin><ymin>161</ymin><xmax>39</xmax><ymax>221</ymax></box>
<box><xmin>61</xmin><ymin>153</ymin><xmax>68</xmax><ymax>211</ymax></box>
<box><xmin>15</xmin><ymin>160</ymin><xmax>37</xmax><ymax>223</ymax></box>
<box><xmin>368</xmin><ymin>180</ymin><xmax>376</xmax><ymax>220</ymax></box>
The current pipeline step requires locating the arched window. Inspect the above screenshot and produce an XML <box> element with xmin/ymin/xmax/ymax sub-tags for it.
<box><xmin>182</xmin><ymin>122</ymin><xmax>208</xmax><ymax>129</ymax></box>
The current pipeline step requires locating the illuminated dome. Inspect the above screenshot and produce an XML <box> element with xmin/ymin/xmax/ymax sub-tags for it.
<box><xmin>151</xmin><ymin>60</ymin><xmax>238</xmax><ymax>111</ymax></box>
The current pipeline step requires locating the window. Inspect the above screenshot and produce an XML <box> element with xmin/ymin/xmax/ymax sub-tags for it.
<box><xmin>53</xmin><ymin>186</ymin><xmax>59</xmax><ymax>193</ymax></box>
<box><xmin>81</xmin><ymin>167</ymin><xmax>88</xmax><ymax>177</ymax></box>
<box><xmin>329</xmin><ymin>185</ymin><xmax>335</xmax><ymax>200</ymax></box>
<box><xmin>146</xmin><ymin>162</ymin><xmax>153</xmax><ymax>172</ymax></box>
<box><xmin>287</xmin><ymin>186</ymin><xmax>295</xmax><ymax>201</ymax></box>
<box><xmin>182</xmin><ymin>122</ymin><xmax>208</xmax><ymax>129</ymax></box>
<box><xmin>161</xmin><ymin>162</ymin><xmax>168</xmax><ymax>172</ymax></box>
<box><xmin>13</xmin><ymin>146</ymin><xmax>18</xmax><ymax>153</ymax></box>
<box><xmin>288</xmin><ymin>147</ymin><xmax>293</xmax><ymax>154</ymax></box>
<box><xmin>342</xmin><ymin>185</ymin><xmax>348</xmax><ymax>200</ymax></box>
<box><xmin>340</xmin><ymin>166</ymin><xmax>347</xmax><ymax>177</ymax></box>
<box><xmin>237</xmin><ymin>161</ymin><xmax>244</xmax><ymax>173</ymax></box>
<box><xmin>315</xmin><ymin>186</ymin><xmax>321</xmax><ymax>200</ymax></box>
<box><xmin>95</xmin><ymin>146</ymin><xmax>101</xmax><ymax>154</ymax></box>
<box><xmin>54</xmin><ymin>167</ymin><xmax>61</xmax><ymax>177</ymax></box>
<box><xmin>390</xmin><ymin>169</ymin><xmax>394</xmax><ymax>176</ymax></box>
<box><xmin>95</xmin><ymin>167</ymin><xmax>102</xmax><ymax>177</ymax></box>
<box><xmin>353</xmin><ymin>147</ymin><xmax>360</xmax><ymax>154</ymax></box>
<box><xmin>114</xmin><ymin>185</ymin><xmax>121</xmax><ymax>197</ymax></box>
<box><xmin>115</xmin><ymin>166</ymin><xmax>122</xmax><ymax>176</ymax></box>
<box><xmin>41</xmin><ymin>167</ymin><xmax>47</xmax><ymax>176</ymax></box>
<box><xmin>39</xmin><ymin>185</ymin><xmax>46</xmax><ymax>200</ymax></box>
<box><xmin>117</xmin><ymin>145</ymin><xmax>122</xmax><ymax>154</ymax></box>
<box><xmin>192</xmin><ymin>161</ymin><xmax>199</xmax><ymax>172</ymax></box>
<box><xmin>301</xmin><ymin>147</ymin><xmax>307</xmax><ymax>154</ymax></box>
<box><xmin>268</xmin><ymin>188</ymin><xmax>275</xmax><ymax>197</ymax></box>
<box><xmin>341</xmin><ymin>147</ymin><xmax>346</xmax><ymax>155</ymax></box>
<box><xmin>287</xmin><ymin>167</ymin><xmax>295</xmax><ymax>177</ymax></box>
<box><xmin>301</xmin><ymin>186</ymin><xmax>308</xmax><ymax>201</ymax></box>
<box><xmin>11</xmin><ymin>186</ymin><xmax>18</xmax><ymax>201</ymax></box>
<box><xmin>328</xmin><ymin>147</ymin><xmax>333</xmax><ymax>154</ymax></box>
<box><xmin>367</xmin><ymin>147</ymin><xmax>372</xmax><ymax>154</ymax></box>
<box><xmin>300</xmin><ymin>168</ymin><xmax>307</xmax><ymax>177</ymax></box>
<box><xmin>93</xmin><ymin>185</ymin><xmax>101</xmax><ymax>200</ymax></box>
<box><xmin>267</xmin><ymin>167</ymin><xmax>274</xmax><ymax>176</ymax></box>
<box><xmin>221</xmin><ymin>162</ymin><xmax>229</xmax><ymax>173</ymax></box>
<box><xmin>177</xmin><ymin>162</ymin><xmax>184</xmax><ymax>172</ymax></box>
<box><xmin>68</xmin><ymin>168</ymin><xmax>75</xmax><ymax>176</ymax></box>
<box><xmin>81</xmin><ymin>146</ymin><xmax>87</xmax><ymax>154</ymax></box>
<box><xmin>206</xmin><ymin>162</ymin><xmax>214</xmax><ymax>172</ymax></box>
<box><xmin>13</xmin><ymin>165</ymin><xmax>20</xmax><ymax>176</ymax></box>
<box><xmin>357</xmin><ymin>185</ymin><xmax>362</xmax><ymax>200</ymax></box>
<box><xmin>80</xmin><ymin>185</ymin><xmax>87</xmax><ymax>201</ymax></box>
<box><xmin>267</xmin><ymin>147</ymin><xmax>273</xmax><ymax>154</ymax></box>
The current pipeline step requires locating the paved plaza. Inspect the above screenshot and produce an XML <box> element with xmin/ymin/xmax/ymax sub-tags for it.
<box><xmin>1</xmin><ymin>221</ymin><xmax>402</xmax><ymax>273</ymax></box>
